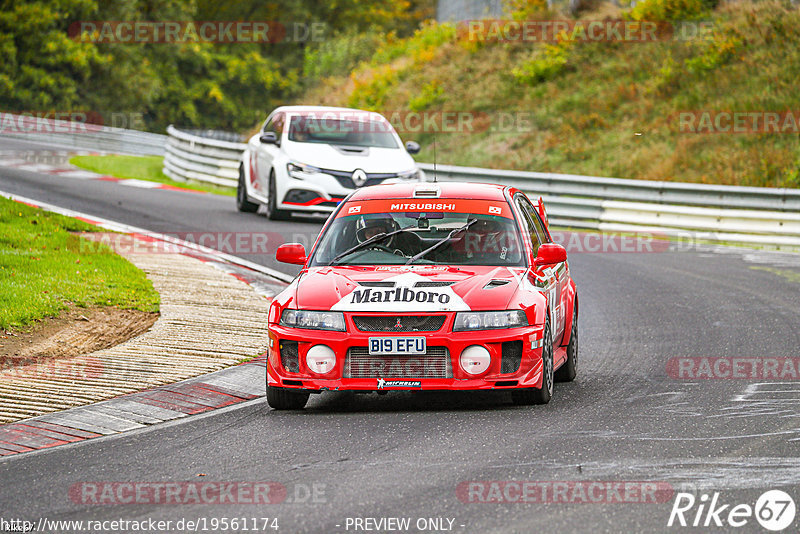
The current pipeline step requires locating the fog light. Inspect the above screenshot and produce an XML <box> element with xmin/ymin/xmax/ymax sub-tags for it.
<box><xmin>306</xmin><ymin>345</ymin><xmax>336</xmax><ymax>374</ymax></box>
<box><xmin>460</xmin><ymin>345</ymin><xmax>491</xmax><ymax>375</ymax></box>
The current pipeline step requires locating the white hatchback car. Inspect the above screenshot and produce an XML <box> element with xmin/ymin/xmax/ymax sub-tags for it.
<box><xmin>237</xmin><ymin>106</ymin><xmax>424</xmax><ymax>220</ymax></box>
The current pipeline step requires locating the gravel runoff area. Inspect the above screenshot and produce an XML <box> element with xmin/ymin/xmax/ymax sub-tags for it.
<box><xmin>0</xmin><ymin>250</ymin><xmax>273</xmax><ymax>424</ymax></box>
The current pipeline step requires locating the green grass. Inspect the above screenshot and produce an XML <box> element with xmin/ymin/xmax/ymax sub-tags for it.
<box><xmin>300</xmin><ymin>0</ymin><xmax>800</xmax><ymax>189</ymax></box>
<box><xmin>0</xmin><ymin>197</ymin><xmax>160</xmax><ymax>330</ymax></box>
<box><xmin>69</xmin><ymin>155</ymin><xmax>236</xmax><ymax>197</ymax></box>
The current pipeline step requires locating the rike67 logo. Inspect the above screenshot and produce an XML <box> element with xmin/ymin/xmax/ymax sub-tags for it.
<box><xmin>668</xmin><ymin>490</ymin><xmax>796</xmax><ymax>531</ymax></box>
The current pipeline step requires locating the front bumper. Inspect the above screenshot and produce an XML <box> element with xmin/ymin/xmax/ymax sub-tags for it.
<box><xmin>267</xmin><ymin>318</ymin><xmax>545</xmax><ymax>392</ymax></box>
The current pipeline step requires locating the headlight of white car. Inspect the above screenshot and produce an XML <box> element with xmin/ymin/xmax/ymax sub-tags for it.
<box><xmin>396</xmin><ymin>168</ymin><xmax>421</xmax><ymax>180</ymax></box>
<box><xmin>287</xmin><ymin>162</ymin><xmax>321</xmax><ymax>180</ymax></box>
<box><xmin>280</xmin><ymin>310</ymin><xmax>345</xmax><ymax>331</ymax></box>
<box><xmin>453</xmin><ymin>310</ymin><xmax>528</xmax><ymax>331</ymax></box>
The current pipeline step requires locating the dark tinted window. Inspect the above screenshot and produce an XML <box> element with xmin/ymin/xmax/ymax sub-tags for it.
<box><xmin>515</xmin><ymin>196</ymin><xmax>543</xmax><ymax>256</ymax></box>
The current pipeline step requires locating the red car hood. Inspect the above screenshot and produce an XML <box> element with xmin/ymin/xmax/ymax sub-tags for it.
<box><xmin>293</xmin><ymin>265</ymin><xmax>526</xmax><ymax>312</ymax></box>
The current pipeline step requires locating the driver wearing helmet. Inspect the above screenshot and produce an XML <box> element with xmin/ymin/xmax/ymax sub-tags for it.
<box><xmin>356</xmin><ymin>216</ymin><xmax>399</xmax><ymax>246</ymax></box>
<box><xmin>464</xmin><ymin>217</ymin><xmax>505</xmax><ymax>260</ymax></box>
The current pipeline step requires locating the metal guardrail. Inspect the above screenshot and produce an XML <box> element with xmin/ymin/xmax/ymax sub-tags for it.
<box><xmin>419</xmin><ymin>163</ymin><xmax>800</xmax><ymax>247</ymax></box>
<box><xmin>418</xmin><ymin>163</ymin><xmax>800</xmax><ymax>211</ymax></box>
<box><xmin>162</xmin><ymin>126</ymin><xmax>244</xmax><ymax>187</ymax></box>
<box><xmin>160</xmin><ymin>126</ymin><xmax>800</xmax><ymax>248</ymax></box>
<box><xmin>0</xmin><ymin>113</ymin><xmax>166</xmax><ymax>156</ymax></box>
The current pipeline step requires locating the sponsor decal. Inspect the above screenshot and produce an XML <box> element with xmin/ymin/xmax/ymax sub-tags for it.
<box><xmin>337</xmin><ymin>200</ymin><xmax>511</xmax><ymax>219</ymax></box>
<box><xmin>377</xmin><ymin>379</ymin><xmax>422</xmax><ymax>389</ymax></box>
<box><xmin>331</xmin><ymin>273</ymin><xmax>470</xmax><ymax>312</ymax></box>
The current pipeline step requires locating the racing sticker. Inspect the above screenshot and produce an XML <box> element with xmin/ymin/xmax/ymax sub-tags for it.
<box><xmin>336</xmin><ymin>199</ymin><xmax>512</xmax><ymax>219</ymax></box>
<box><xmin>377</xmin><ymin>379</ymin><xmax>421</xmax><ymax>389</ymax></box>
<box><xmin>331</xmin><ymin>272</ymin><xmax>471</xmax><ymax>312</ymax></box>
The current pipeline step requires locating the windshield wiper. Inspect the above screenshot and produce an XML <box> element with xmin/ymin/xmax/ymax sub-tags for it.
<box><xmin>330</xmin><ymin>227</ymin><xmax>414</xmax><ymax>265</ymax></box>
<box><xmin>405</xmin><ymin>218</ymin><xmax>478</xmax><ymax>265</ymax></box>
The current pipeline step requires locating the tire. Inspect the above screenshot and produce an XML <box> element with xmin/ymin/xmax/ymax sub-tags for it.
<box><xmin>265</xmin><ymin>170</ymin><xmax>291</xmax><ymax>221</ymax></box>
<box><xmin>555</xmin><ymin>303</ymin><xmax>578</xmax><ymax>382</ymax></box>
<box><xmin>266</xmin><ymin>386</ymin><xmax>309</xmax><ymax>410</ymax></box>
<box><xmin>236</xmin><ymin>165</ymin><xmax>259</xmax><ymax>213</ymax></box>
<box><xmin>512</xmin><ymin>318</ymin><xmax>554</xmax><ymax>405</ymax></box>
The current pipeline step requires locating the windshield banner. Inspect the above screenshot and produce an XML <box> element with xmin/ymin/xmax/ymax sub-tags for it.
<box><xmin>337</xmin><ymin>199</ymin><xmax>513</xmax><ymax>219</ymax></box>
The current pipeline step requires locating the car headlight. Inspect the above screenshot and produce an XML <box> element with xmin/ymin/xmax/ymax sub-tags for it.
<box><xmin>396</xmin><ymin>168</ymin><xmax>421</xmax><ymax>181</ymax></box>
<box><xmin>280</xmin><ymin>310</ymin><xmax>345</xmax><ymax>331</ymax></box>
<box><xmin>453</xmin><ymin>310</ymin><xmax>528</xmax><ymax>331</ymax></box>
<box><xmin>287</xmin><ymin>162</ymin><xmax>321</xmax><ymax>180</ymax></box>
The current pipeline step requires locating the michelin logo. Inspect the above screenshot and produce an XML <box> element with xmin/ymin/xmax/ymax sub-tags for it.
<box><xmin>331</xmin><ymin>273</ymin><xmax>470</xmax><ymax>312</ymax></box>
<box><xmin>377</xmin><ymin>379</ymin><xmax>422</xmax><ymax>389</ymax></box>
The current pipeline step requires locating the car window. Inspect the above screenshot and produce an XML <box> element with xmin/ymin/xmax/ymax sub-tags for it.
<box><xmin>514</xmin><ymin>196</ymin><xmax>543</xmax><ymax>256</ymax></box>
<box><xmin>288</xmin><ymin>116</ymin><xmax>399</xmax><ymax>148</ymax></box>
<box><xmin>273</xmin><ymin>113</ymin><xmax>285</xmax><ymax>137</ymax></box>
<box><xmin>529</xmin><ymin>201</ymin><xmax>549</xmax><ymax>243</ymax></box>
<box><xmin>263</xmin><ymin>113</ymin><xmax>284</xmax><ymax>136</ymax></box>
<box><xmin>310</xmin><ymin>200</ymin><xmax>524</xmax><ymax>267</ymax></box>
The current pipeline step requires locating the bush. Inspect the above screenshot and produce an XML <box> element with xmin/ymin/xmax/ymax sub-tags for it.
<box><xmin>512</xmin><ymin>41</ymin><xmax>573</xmax><ymax>84</ymax></box>
<box><xmin>303</xmin><ymin>31</ymin><xmax>384</xmax><ymax>81</ymax></box>
<box><xmin>408</xmin><ymin>81</ymin><xmax>444</xmax><ymax>111</ymax></box>
<box><xmin>628</xmin><ymin>0</ymin><xmax>716</xmax><ymax>21</ymax></box>
<box><xmin>370</xmin><ymin>21</ymin><xmax>456</xmax><ymax>66</ymax></box>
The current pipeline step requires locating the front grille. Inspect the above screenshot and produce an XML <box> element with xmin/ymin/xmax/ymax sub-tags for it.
<box><xmin>345</xmin><ymin>346</ymin><xmax>451</xmax><ymax>378</ymax></box>
<box><xmin>501</xmin><ymin>340</ymin><xmax>523</xmax><ymax>374</ymax></box>
<box><xmin>320</xmin><ymin>168</ymin><xmax>399</xmax><ymax>189</ymax></box>
<box><xmin>279</xmin><ymin>340</ymin><xmax>299</xmax><ymax>373</ymax></box>
<box><xmin>353</xmin><ymin>315</ymin><xmax>446</xmax><ymax>332</ymax></box>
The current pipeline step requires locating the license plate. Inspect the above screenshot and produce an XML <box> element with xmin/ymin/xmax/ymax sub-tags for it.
<box><xmin>369</xmin><ymin>337</ymin><xmax>426</xmax><ymax>355</ymax></box>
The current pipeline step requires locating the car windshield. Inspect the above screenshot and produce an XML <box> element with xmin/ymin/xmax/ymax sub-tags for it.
<box><xmin>311</xmin><ymin>200</ymin><xmax>525</xmax><ymax>266</ymax></box>
<box><xmin>288</xmin><ymin>116</ymin><xmax>398</xmax><ymax>149</ymax></box>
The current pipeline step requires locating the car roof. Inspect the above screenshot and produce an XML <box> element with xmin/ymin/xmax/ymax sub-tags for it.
<box><xmin>347</xmin><ymin>181</ymin><xmax>511</xmax><ymax>202</ymax></box>
<box><xmin>272</xmin><ymin>105</ymin><xmax>383</xmax><ymax>116</ymax></box>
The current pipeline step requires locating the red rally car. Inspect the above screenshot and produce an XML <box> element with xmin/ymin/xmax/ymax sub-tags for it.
<box><xmin>266</xmin><ymin>182</ymin><xmax>578</xmax><ymax>410</ymax></box>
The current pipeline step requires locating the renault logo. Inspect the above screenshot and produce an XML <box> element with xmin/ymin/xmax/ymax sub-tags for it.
<box><xmin>352</xmin><ymin>168</ymin><xmax>367</xmax><ymax>187</ymax></box>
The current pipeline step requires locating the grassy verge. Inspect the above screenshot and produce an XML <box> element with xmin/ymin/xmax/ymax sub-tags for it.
<box><xmin>69</xmin><ymin>155</ymin><xmax>236</xmax><ymax>197</ymax></box>
<box><xmin>0</xmin><ymin>196</ymin><xmax>160</xmax><ymax>330</ymax></box>
<box><xmin>299</xmin><ymin>0</ymin><xmax>800</xmax><ymax>188</ymax></box>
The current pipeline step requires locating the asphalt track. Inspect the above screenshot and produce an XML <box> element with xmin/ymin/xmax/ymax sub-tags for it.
<box><xmin>1</xmin><ymin>138</ymin><xmax>799</xmax><ymax>533</ymax></box>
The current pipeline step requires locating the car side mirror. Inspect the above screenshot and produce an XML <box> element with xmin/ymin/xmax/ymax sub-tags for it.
<box><xmin>276</xmin><ymin>243</ymin><xmax>306</xmax><ymax>265</ymax></box>
<box><xmin>260</xmin><ymin>131</ymin><xmax>279</xmax><ymax>145</ymax></box>
<box><xmin>534</xmin><ymin>243</ymin><xmax>567</xmax><ymax>267</ymax></box>
<box><xmin>405</xmin><ymin>141</ymin><xmax>420</xmax><ymax>154</ymax></box>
